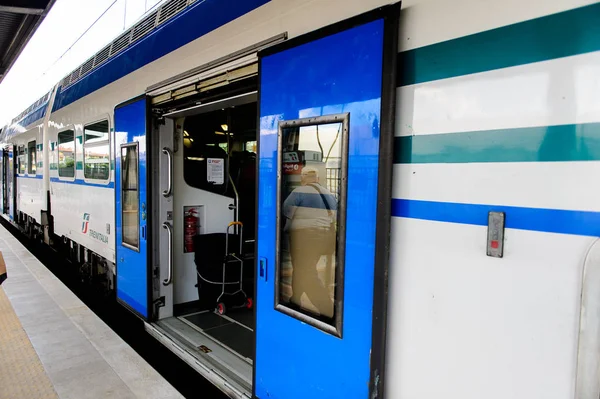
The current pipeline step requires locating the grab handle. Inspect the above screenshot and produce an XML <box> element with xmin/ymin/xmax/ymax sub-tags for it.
<box><xmin>162</xmin><ymin>147</ymin><xmax>173</xmax><ymax>197</ymax></box>
<box><xmin>162</xmin><ymin>222</ymin><xmax>173</xmax><ymax>286</ymax></box>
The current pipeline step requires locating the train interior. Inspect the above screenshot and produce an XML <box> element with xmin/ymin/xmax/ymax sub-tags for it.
<box><xmin>150</xmin><ymin>75</ymin><xmax>259</xmax><ymax>388</ymax></box>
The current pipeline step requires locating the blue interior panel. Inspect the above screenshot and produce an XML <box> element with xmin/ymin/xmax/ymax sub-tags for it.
<box><xmin>256</xmin><ymin>19</ymin><xmax>384</xmax><ymax>399</ymax></box>
<box><xmin>115</xmin><ymin>98</ymin><xmax>148</xmax><ymax>318</ymax></box>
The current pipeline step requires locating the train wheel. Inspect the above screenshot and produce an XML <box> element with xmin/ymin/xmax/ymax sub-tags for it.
<box><xmin>216</xmin><ymin>303</ymin><xmax>226</xmax><ymax>315</ymax></box>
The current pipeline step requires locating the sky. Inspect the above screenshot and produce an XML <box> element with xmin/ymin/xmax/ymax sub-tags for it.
<box><xmin>0</xmin><ymin>0</ymin><xmax>165</xmax><ymax>125</ymax></box>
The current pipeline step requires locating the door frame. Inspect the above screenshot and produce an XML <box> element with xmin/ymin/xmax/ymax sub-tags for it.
<box><xmin>150</xmin><ymin>114</ymin><xmax>175</xmax><ymax>321</ymax></box>
<box><xmin>114</xmin><ymin>95</ymin><xmax>154</xmax><ymax>321</ymax></box>
<box><xmin>253</xmin><ymin>4</ymin><xmax>400</xmax><ymax>398</ymax></box>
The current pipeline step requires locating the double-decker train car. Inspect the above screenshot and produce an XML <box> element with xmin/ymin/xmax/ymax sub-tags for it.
<box><xmin>1</xmin><ymin>0</ymin><xmax>599</xmax><ymax>398</ymax></box>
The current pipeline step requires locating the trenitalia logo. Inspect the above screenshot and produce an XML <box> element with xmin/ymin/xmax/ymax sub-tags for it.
<box><xmin>82</xmin><ymin>213</ymin><xmax>90</xmax><ymax>234</ymax></box>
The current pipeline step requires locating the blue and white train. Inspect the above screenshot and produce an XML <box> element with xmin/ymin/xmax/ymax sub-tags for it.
<box><xmin>0</xmin><ymin>0</ymin><xmax>599</xmax><ymax>398</ymax></box>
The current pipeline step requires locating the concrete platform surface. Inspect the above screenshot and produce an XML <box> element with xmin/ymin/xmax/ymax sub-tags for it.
<box><xmin>0</xmin><ymin>224</ymin><xmax>184</xmax><ymax>399</ymax></box>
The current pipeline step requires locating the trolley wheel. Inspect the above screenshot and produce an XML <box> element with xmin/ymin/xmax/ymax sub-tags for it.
<box><xmin>216</xmin><ymin>303</ymin><xmax>226</xmax><ymax>315</ymax></box>
<box><xmin>245</xmin><ymin>298</ymin><xmax>253</xmax><ymax>309</ymax></box>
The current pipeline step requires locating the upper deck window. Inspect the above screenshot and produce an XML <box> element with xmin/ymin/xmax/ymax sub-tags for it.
<box><xmin>83</xmin><ymin>120</ymin><xmax>110</xmax><ymax>181</ymax></box>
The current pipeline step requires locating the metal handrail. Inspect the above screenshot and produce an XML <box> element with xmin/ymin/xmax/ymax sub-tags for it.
<box><xmin>162</xmin><ymin>222</ymin><xmax>173</xmax><ymax>286</ymax></box>
<box><xmin>162</xmin><ymin>147</ymin><xmax>173</xmax><ymax>197</ymax></box>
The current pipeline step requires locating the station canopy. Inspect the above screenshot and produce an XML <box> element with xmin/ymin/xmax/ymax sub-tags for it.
<box><xmin>0</xmin><ymin>0</ymin><xmax>55</xmax><ymax>84</ymax></box>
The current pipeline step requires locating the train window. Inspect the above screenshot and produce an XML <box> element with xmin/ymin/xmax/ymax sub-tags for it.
<box><xmin>17</xmin><ymin>146</ymin><xmax>25</xmax><ymax>174</ymax></box>
<box><xmin>27</xmin><ymin>141</ymin><xmax>36</xmax><ymax>174</ymax></box>
<box><xmin>121</xmin><ymin>144</ymin><xmax>139</xmax><ymax>250</ymax></box>
<box><xmin>57</xmin><ymin>130</ymin><xmax>75</xmax><ymax>178</ymax></box>
<box><xmin>276</xmin><ymin>114</ymin><xmax>348</xmax><ymax>337</ymax></box>
<box><xmin>84</xmin><ymin>120</ymin><xmax>109</xmax><ymax>181</ymax></box>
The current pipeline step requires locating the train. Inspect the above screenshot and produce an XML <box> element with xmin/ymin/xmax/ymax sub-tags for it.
<box><xmin>0</xmin><ymin>0</ymin><xmax>599</xmax><ymax>398</ymax></box>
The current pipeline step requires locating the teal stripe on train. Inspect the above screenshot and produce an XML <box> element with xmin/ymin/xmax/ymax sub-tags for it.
<box><xmin>398</xmin><ymin>2</ymin><xmax>600</xmax><ymax>86</ymax></box>
<box><xmin>395</xmin><ymin>123</ymin><xmax>600</xmax><ymax>164</ymax></box>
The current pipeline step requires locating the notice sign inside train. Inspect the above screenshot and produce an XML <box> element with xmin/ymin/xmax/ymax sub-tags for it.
<box><xmin>207</xmin><ymin>158</ymin><xmax>224</xmax><ymax>185</ymax></box>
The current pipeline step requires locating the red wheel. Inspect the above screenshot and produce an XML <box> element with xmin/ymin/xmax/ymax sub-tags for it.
<box><xmin>245</xmin><ymin>298</ymin><xmax>253</xmax><ymax>309</ymax></box>
<box><xmin>217</xmin><ymin>303</ymin><xmax>226</xmax><ymax>315</ymax></box>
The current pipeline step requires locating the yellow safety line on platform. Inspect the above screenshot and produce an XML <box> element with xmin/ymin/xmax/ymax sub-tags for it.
<box><xmin>0</xmin><ymin>287</ymin><xmax>58</xmax><ymax>399</ymax></box>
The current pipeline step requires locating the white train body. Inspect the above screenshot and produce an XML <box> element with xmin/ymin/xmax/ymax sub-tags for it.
<box><xmin>0</xmin><ymin>0</ymin><xmax>598</xmax><ymax>398</ymax></box>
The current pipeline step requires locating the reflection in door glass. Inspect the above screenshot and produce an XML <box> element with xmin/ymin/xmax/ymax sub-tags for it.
<box><xmin>279</xmin><ymin>122</ymin><xmax>344</xmax><ymax>324</ymax></box>
<box><xmin>121</xmin><ymin>145</ymin><xmax>139</xmax><ymax>250</ymax></box>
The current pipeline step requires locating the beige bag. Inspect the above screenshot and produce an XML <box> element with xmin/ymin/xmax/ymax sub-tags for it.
<box><xmin>0</xmin><ymin>251</ymin><xmax>6</xmax><ymax>285</ymax></box>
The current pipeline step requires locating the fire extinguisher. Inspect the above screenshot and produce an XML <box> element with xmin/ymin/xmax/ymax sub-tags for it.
<box><xmin>184</xmin><ymin>208</ymin><xmax>199</xmax><ymax>253</ymax></box>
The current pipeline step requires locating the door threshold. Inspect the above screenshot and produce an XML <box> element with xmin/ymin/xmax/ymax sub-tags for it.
<box><xmin>145</xmin><ymin>319</ymin><xmax>252</xmax><ymax>399</ymax></box>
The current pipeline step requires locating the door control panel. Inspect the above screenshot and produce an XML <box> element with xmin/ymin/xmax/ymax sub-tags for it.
<box><xmin>487</xmin><ymin>211</ymin><xmax>505</xmax><ymax>258</ymax></box>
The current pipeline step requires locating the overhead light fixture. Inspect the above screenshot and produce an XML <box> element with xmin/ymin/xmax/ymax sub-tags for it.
<box><xmin>221</xmin><ymin>124</ymin><xmax>228</xmax><ymax>132</ymax></box>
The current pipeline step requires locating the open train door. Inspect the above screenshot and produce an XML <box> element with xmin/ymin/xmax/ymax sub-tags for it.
<box><xmin>114</xmin><ymin>96</ymin><xmax>151</xmax><ymax>319</ymax></box>
<box><xmin>255</xmin><ymin>5</ymin><xmax>399</xmax><ymax>399</ymax></box>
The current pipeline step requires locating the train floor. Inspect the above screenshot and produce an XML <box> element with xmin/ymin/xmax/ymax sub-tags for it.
<box><xmin>179</xmin><ymin>309</ymin><xmax>254</xmax><ymax>360</ymax></box>
<box><xmin>0</xmin><ymin>223</ymin><xmax>183</xmax><ymax>399</ymax></box>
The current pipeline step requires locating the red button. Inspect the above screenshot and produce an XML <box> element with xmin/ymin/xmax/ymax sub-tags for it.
<box><xmin>491</xmin><ymin>240</ymin><xmax>499</xmax><ymax>249</ymax></box>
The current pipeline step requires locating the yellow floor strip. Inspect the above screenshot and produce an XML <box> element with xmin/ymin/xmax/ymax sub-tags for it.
<box><xmin>0</xmin><ymin>287</ymin><xmax>58</xmax><ymax>399</ymax></box>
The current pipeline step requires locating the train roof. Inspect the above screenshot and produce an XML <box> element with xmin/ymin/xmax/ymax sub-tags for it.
<box><xmin>3</xmin><ymin>0</ymin><xmax>268</xmax><ymax>141</ymax></box>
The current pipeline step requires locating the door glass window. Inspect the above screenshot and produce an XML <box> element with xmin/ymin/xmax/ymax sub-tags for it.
<box><xmin>17</xmin><ymin>146</ymin><xmax>25</xmax><ymax>174</ymax></box>
<box><xmin>121</xmin><ymin>144</ymin><xmax>139</xmax><ymax>250</ymax></box>
<box><xmin>27</xmin><ymin>141</ymin><xmax>36</xmax><ymax>174</ymax></box>
<box><xmin>58</xmin><ymin>130</ymin><xmax>75</xmax><ymax>178</ymax></box>
<box><xmin>277</xmin><ymin>115</ymin><xmax>348</xmax><ymax>336</ymax></box>
<box><xmin>84</xmin><ymin>120</ymin><xmax>110</xmax><ymax>180</ymax></box>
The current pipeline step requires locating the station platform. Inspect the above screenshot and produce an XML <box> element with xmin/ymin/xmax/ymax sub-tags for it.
<box><xmin>0</xmin><ymin>224</ymin><xmax>184</xmax><ymax>399</ymax></box>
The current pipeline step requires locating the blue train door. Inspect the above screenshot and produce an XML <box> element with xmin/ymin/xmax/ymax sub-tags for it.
<box><xmin>255</xmin><ymin>6</ymin><xmax>399</xmax><ymax>399</ymax></box>
<box><xmin>115</xmin><ymin>97</ymin><xmax>150</xmax><ymax>319</ymax></box>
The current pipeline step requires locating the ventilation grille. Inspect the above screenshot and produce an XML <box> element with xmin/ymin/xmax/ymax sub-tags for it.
<box><xmin>11</xmin><ymin>90</ymin><xmax>53</xmax><ymax>125</ymax></box>
<box><xmin>59</xmin><ymin>0</ymin><xmax>195</xmax><ymax>91</ymax></box>
<box><xmin>69</xmin><ymin>68</ymin><xmax>81</xmax><ymax>84</ymax></box>
<box><xmin>94</xmin><ymin>45</ymin><xmax>111</xmax><ymax>67</ymax></box>
<box><xmin>157</xmin><ymin>0</ymin><xmax>187</xmax><ymax>25</ymax></box>
<box><xmin>131</xmin><ymin>10</ymin><xmax>158</xmax><ymax>42</ymax></box>
<box><xmin>80</xmin><ymin>57</ymin><xmax>94</xmax><ymax>76</ymax></box>
<box><xmin>110</xmin><ymin>31</ymin><xmax>132</xmax><ymax>56</ymax></box>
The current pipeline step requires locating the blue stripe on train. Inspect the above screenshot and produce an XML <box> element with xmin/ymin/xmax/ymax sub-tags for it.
<box><xmin>392</xmin><ymin>198</ymin><xmax>600</xmax><ymax>237</ymax></box>
<box><xmin>16</xmin><ymin>175</ymin><xmax>113</xmax><ymax>188</ymax></box>
<box><xmin>49</xmin><ymin>177</ymin><xmax>114</xmax><ymax>189</ymax></box>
